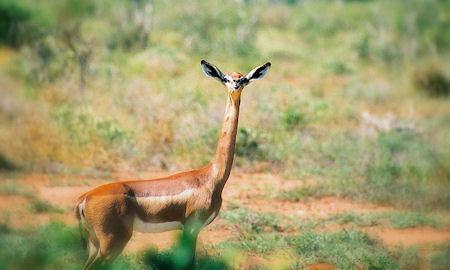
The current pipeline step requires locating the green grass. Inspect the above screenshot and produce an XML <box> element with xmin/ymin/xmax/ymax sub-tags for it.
<box><xmin>326</xmin><ymin>211</ymin><xmax>447</xmax><ymax>229</ymax></box>
<box><xmin>145</xmin><ymin>221</ymin><xmax>230</xmax><ymax>270</ymax></box>
<box><xmin>430</xmin><ymin>244</ymin><xmax>450</xmax><ymax>270</ymax></box>
<box><xmin>217</xmin><ymin>232</ymin><xmax>287</xmax><ymax>255</ymax></box>
<box><xmin>0</xmin><ymin>222</ymin><xmax>230</xmax><ymax>270</ymax></box>
<box><xmin>216</xmin><ymin>229</ymin><xmax>421</xmax><ymax>270</ymax></box>
<box><xmin>289</xmin><ymin>230</ymin><xmax>403</xmax><ymax>269</ymax></box>
<box><xmin>28</xmin><ymin>198</ymin><xmax>64</xmax><ymax>214</ymax></box>
<box><xmin>276</xmin><ymin>185</ymin><xmax>329</xmax><ymax>202</ymax></box>
<box><xmin>0</xmin><ymin>181</ymin><xmax>33</xmax><ymax>197</ymax></box>
<box><xmin>220</xmin><ymin>206</ymin><xmax>286</xmax><ymax>233</ymax></box>
<box><xmin>0</xmin><ymin>222</ymin><xmax>86</xmax><ymax>270</ymax></box>
<box><xmin>217</xmin><ymin>207</ymin><xmax>436</xmax><ymax>269</ymax></box>
<box><xmin>274</xmin><ymin>130</ymin><xmax>450</xmax><ymax>210</ymax></box>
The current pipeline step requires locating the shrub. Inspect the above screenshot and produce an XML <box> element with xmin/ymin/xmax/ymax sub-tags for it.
<box><xmin>236</xmin><ymin>127</ymin><xmax>264</xmax><ymax>160</ymax></box>
<box><xmin>277</xmin><ymin>185</ymin><xmax>328</xmax><ymax>202</ymax></box>
<box><xmin>354</xmin><ymin>32</ymin><xmax>370</xmax><ymax>59</ymax></box>
<box><xmin>29</xmin><ymin>198</ymin><xmax>64</xmax><ymax>214</ymax></box>
<box><xmin>0</xmin><ymin>223</ymin><xmax>84</xmax><ymax>270</ymax></box>
<box><xmin>0</xmin><ymin>0</ymin><xmax>33</xmax><ymax>47</ymax></box>
<box><xmin>220</xmin><ymin>207</ymin><xmax>283</xmax><ymax>233</ymax></box>
<box><xmin>326</xmin><ymin>60</ymin><xmax>351</xmax><ymax>75</ymax></box>
<box><xmin>0</xmin><ymin>0</ymin><xmax>53</xmax><ymax>47</ymax></box>
<box><xmin>0</xmin><ymin>152</ymin><xmax>15</xmax><ymax>171</ymax></box>
<box><xmin>144</xmin><ymin>221</ymin><xmax>229</xmax><ymax>270</ymax></box>
<box><xmin>282</xmin><ymin>106</ymin><xmax>307</xmax><ymax>130</ymax></box>
<box><xmin>414</xmin><ymin>67</ymin><xmax>450</xmax><ymax>97</ymax></box>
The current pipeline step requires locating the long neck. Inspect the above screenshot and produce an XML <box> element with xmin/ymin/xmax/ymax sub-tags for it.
<box><xmin>210</xmin><ymin>93</ymin><xmax>241</xmax><ymax>192</ymax></box>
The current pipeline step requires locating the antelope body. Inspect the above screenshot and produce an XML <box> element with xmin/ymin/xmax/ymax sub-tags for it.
<box><xmin>76</xmin><ymin>60</ymin><xmax>271</xmax><ymax>269</ymax></box>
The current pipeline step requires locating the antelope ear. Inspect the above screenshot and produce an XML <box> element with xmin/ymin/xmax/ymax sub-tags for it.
<box><xmin>245</xmin><ymin>62</ymin><xmax>271</xmax><ymax>82</ymax></box>
<box><xmin>201</xmin><ymin>60</ymin><xmax>225</xmax><ymax>83</ymax></box>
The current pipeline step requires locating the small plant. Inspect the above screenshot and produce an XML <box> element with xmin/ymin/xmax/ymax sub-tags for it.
<box><xmin>0</xmin><ymin>223</ymin><xmax>85</xmax><ymax>269</ymax></box>
<box><xmin>219</xmin><ymin>233</ymin><xmax>287</xmax><ymax>254</ymax></box>
<box><xmin>414</xmin><ymin>67</ymin><xmax>450</xmax><ymax>97</ymax></box>
<box><xmin>326</xmin><ymin>212</ymin><xmax>367</xmax><ymax>226</ymax></box>
<box><xmin>282</xmin><ymin>107</ymin><xmax>307</xmax><ymax>130</ymax></box>
<box><xmin>0</xmin><ymin>182</ymin><xmax>33</xmax><ymax>197</ymax></box>
<box><xmin>387</xmin><ymin>211</ymin><xmax>445</xmax><ymax>229</ymax></box>
<box><xmin>326</xmin><ymin>61</ymin><xmax>351</xmax><ymax>75</ymax></box>
<box><xmin>29</xmin><ymin>198</ymin><xmax>64</xmax><ymax>213</ymax></box>
<box><xmin>0</xmin><ymin>153</ymin><xmax>15</xmax><ymax>171</ymax></box>
<box><xmin>354</xmin><ymin>32</ymin><xmax>370</xmax><ymax>59</ymax></box>
<box><xmin>221</xmin><ymin>207</ymin><xmax>283</xmax><ymax>233</ymax></box>
<box><xmin>236</xmin><ymin>127</ymin><xmax>263</xmax><ymax>160</ymax></box>
<box><xmin>277</xmin><ymin>185</ymin><xmax>328</xmax><ymax>202</ymax></box>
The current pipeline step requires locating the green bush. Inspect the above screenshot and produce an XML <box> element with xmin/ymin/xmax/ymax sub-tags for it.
<box><xmin>414</xmin><ymin>67</ymin><xmax>450</xmax><ymax>97</ymax></box>
<box><xmin>277</xmin><ymin>185</ymin><xmax>328</xmax><ymax>202</ymax></box>
<box><xmin>0</xmin><ymin>0</ymin><xmax>53</xmax><ymax>47</ymax></box>
<box><xmin>0</xmin><ymin>152</ymin><xmax>15</xmax><ymax>171</ymax></box>
<box><xmin>144</xmin><ymin>221</ymin><xmax>229</xmax><ymax>270</ymax></box>
<box><xmin>52</xmin><ymin>105</ymin><xmax>131</xmax><ymax>147</ymax></box>
<box><xmin>282</xmin><ymin>106</ymin><xmax>307</xmax><ymax>130</ymax></box>
<box><xmin>29</xmin><ymin>198</ymin><xmax>64</xmax><ymax>214</ymax></box>
<box><xmin>236</xmin><ymin>127</ymin><xmax>264</xmax><ymax>160</ymax></box>
<box><xmin>0</xmin><ymin>0</ymin><xmax>32</xmax><ymax>47</ymax></box>
<box><xmin>0</xmin><ymin>223</ymin><xmax>84</xmax><ymax>270</ymax></box>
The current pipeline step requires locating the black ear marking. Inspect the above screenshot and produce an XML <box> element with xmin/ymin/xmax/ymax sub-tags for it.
<box><xmin>252</xmin><ymin>62</ymin><xmax>271</xmax><ymax>78</ymax></box>
<box><xmin>245</xmin><ymin>62</ymin><xmax>271</xmax><ymax>81</ymax></box>
<box><xmin>201</xmin><ymin>60</ymin><xmax>225</xmax><ymax>82</ymax></box>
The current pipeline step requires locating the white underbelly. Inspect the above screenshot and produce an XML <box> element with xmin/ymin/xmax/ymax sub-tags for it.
<box><xmin>133</xmin><ymin>217</ymin><xmax>183</xmax><ymax>233</ymax></box>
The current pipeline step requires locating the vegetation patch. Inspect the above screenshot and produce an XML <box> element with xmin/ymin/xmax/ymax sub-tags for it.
<box><xmin>277</xmin><ymin>184</ymin><xmax>329</xmax><ymax>202</ymax></box>
<box><xmin>0</xmin><ymin>153</ymin><xmax>16</xmax><ymax>171</ymax></box>
<box><xmin>0</xmin><ymin>222</ymin><xmax>230</xmax><ymax>270</ymax></box>
<box><xmin>289</xmin><ymin>230</ymin><xmax>402</xmax><ymax>269</ymax></box>
<box><xmin>216</xmin><ymin>229</ymin><xmax>420</xmax><ymax>270</ymax></box>
<box><xmin>430</xmin><ymin>244</ymin><xmax>450</xmax><ymax>270</ymax></box>
<box><xmin>414</xmin><ymin>66</ymin><xmax>450</xmax><ymax>97</ymax></box>
<box><xmin>0</xmin><ymin>181</ymin><xmax>33</xmax><ymax>197</ymax></box>
<box><xmin>28</xmin><ymin>198</ymin><xmax>64</xmax><ymax>214</ymax></box>
<box><xmin>145</xmin><ymin>223</ymin><xmax>230</xmax><ymax>270</ymax></box>
<box><xmin>326</xmin><ymin>211</ymin><xmax>447</xmax><ymax>229</ymax></box>
<box><xmin>220</xmin><ymin>207</ymin><xmax>285</xmax><ymax>233</ymax></box>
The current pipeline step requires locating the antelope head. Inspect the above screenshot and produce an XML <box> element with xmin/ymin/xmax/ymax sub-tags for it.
<box><xmin>201</xmin><ymin>60</ymin><xmax>271</xmax><ymax>97</ymax></box>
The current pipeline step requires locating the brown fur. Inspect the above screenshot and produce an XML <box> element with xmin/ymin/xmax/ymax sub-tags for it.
<box><xmin>76</xmin><ymin>92</ymin><xmax>241</xmax><ymax>269</ymax></box>
<box><xmin>229</xmin><ymin>72</ymin><xmax>243</xmax><ymax>80</ymax></box>
<box><xmin>76</xmin><ymin>59</ymin><xmax>270</xmax><ymax>268</ymax></box>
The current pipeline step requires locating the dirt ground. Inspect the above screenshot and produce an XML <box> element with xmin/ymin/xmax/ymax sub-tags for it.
<box><xmin>1</xmin><ymin>172</ymin><xmax>449</xmax><ymax>269</ymax></box>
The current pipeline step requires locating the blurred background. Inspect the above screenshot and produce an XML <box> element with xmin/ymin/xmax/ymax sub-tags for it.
<box><xmin>0</xmin><ymin>0</ymin><xmax>449</xmax><ymax>269</ymax></box>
